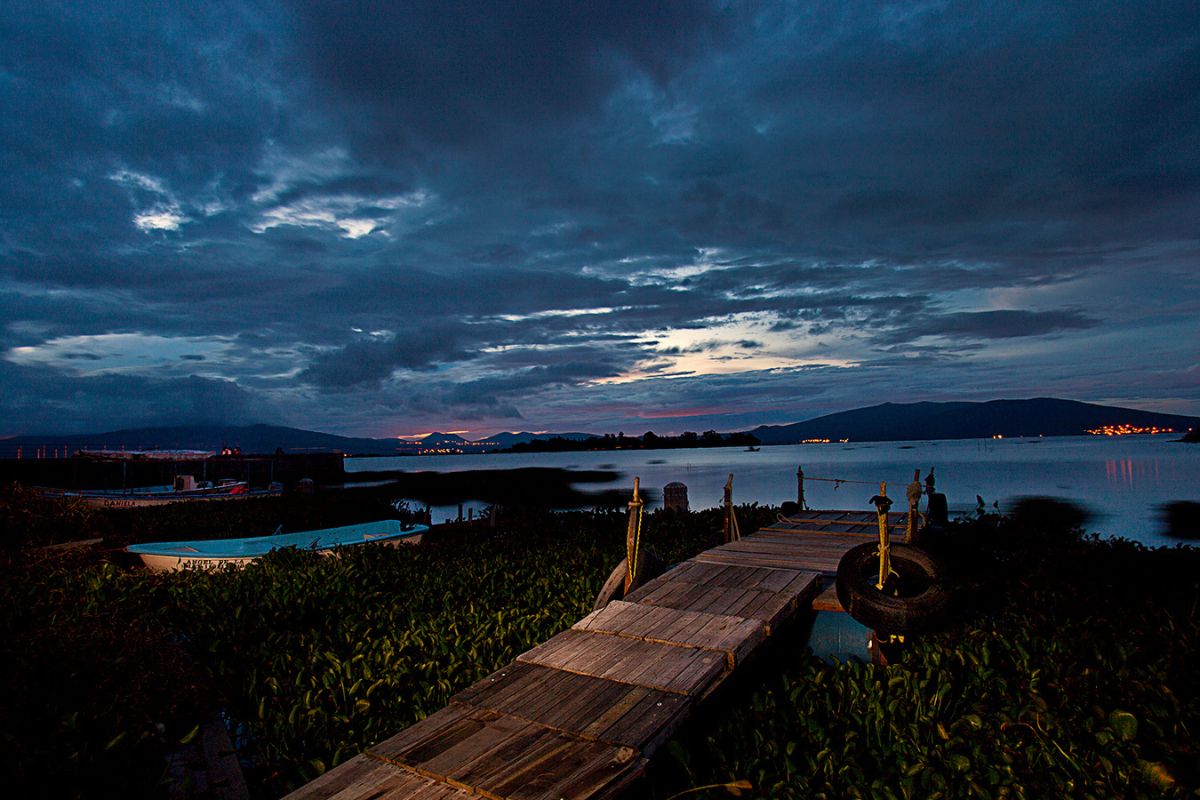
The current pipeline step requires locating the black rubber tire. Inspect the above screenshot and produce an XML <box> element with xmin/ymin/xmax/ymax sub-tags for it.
<box><xmin>835</xmin><ymin>542</ymin><xmax>949</xmax><ymax>634</ymax></box>
<box><xmin>593</xmin><ymin>550</ymin><xmax>665</xmax><ymax>610</ymax></box>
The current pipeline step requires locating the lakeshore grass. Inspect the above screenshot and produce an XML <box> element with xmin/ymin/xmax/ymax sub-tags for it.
<box><xmin>1</xmin><ymin>484</ymin><xmax>1197</xmax><ymax>798</ymax></box>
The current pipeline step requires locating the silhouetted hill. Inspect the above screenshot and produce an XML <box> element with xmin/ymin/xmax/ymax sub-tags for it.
<box><xmin>0</xmin><ymin>425</ymin><xmax>602</xmax><ymax>458</ymax></box>
<box><xmin>487</xmin><ymin>432</ymin><xmax>593</xmax><ymax>448</ymax></box>
<box><xmin>4</xmin><ymin>398</ymin><xmax>1195</xmax><ymax>458</ymax></box>
<box><xmin>749</xmin><ymin>398</ymin><xmax>1200</xmax><ymax>444</ymax></box>
<box><xmin>418</xmin><ymin>432</ymin><xmax>595</xmax><ymax>449</ymax></box>
<box><xmin>419</xmin><ymin>432</ymin><xmax>468</xmax><ymax>447</ymax></box>
<box><xmin>0</xmin><ymin>424</ymin><xmax>409</xmax><ymax>457</ymax></box>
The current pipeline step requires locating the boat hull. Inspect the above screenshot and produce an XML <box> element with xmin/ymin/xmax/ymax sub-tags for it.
<box><xmin>78</xmin><ymin>488</ymin><xmax>280</xmax><ymax>508</ymax></box>
<box><xmin>39</xmin><ymin>484</ymin><xmax>281</xmax><ymax>508</ymax></box>
<box><xmin>127</xmin><ymin>520</ymin><xmax>427</xmax><ymax>573</ymax></box>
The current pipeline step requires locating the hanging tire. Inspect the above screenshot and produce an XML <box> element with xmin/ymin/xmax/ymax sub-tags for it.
<box><xmin>835</xmin><ymin>542</ymin><xmax>949</xmax><ymax>634</ymax></box>
<box><xmin>593</xmin><ymin>550</ymin><xmax>665</xmax><ymax>610</ymax></box>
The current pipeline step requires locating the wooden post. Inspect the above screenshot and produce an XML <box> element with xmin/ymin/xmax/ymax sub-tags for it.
<box><xmin>797</xmin><ymin>465</ymin><xmax>806</xmax><ymax>510</ymax></box>
<box><xmin>873</xmin><ymin>482</ymin><xmax>892</xmax><ymax>589</ymax></box>
<box><xmin>624</xmin><ymin>478</ymin><xmax>643</xmax><ymax>594</ymax></box>
<box><xmin>723</xmin><ymin>473</ymin><xmax>734</xmax><ymax>543</ymax></box>
<box><xmin>906</xmin><ymin>468</ymin><xmax>922</xmax><ymax>543</ymax></box>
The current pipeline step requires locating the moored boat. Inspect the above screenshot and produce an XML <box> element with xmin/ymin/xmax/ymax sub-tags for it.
<box><xmin>37</xmin><ymin>475</ymin><xmax>282</xmax><ymax>508</ymax></box>
<box><xmin>126</xmin><ymin>519</ymin><xmax>428</xmax><ymax>572</ymax></box>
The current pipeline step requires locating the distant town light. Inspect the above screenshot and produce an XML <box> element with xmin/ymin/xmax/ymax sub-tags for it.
<box><xmin>1085</xmin><ymin>424</ymin><xmax>1174</xmax><ymax>436</ymax></box>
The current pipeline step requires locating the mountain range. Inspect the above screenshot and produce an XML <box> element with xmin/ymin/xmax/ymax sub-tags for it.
<box><xmin>1</xmin><ymin>399</ymin><xmax>1195</xmax><ymax>457</ymax></box>
<box><xmin>0</xmin><ymin>424</ymin><xmax>595</xmax><ymax>457</ymax></box>
<box><xmin>749</xmin><ymin>398</ymin><xmax>1198</xmax><ymax>444</ymax></box>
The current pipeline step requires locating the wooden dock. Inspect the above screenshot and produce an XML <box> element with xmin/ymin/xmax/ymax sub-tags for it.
<box><xmin>286</xmin><ymin>510</ymin><xmax>905</xmax><ymax>800</ymax></box>
<box><xmin>734</xmin><ymin>509</ymin><xmax>912</xmax><ymax>611</ymax></box>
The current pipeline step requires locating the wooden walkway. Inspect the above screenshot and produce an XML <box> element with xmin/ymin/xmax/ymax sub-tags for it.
<box><xmin>286</xmin><ymin>510</ymin><xmax>904</xmax><ymax>800</ymax></box>
<box><xmin>744</xmin><ymin>509</ymin><xmax>911</xmax><ymax>611</ymax></box>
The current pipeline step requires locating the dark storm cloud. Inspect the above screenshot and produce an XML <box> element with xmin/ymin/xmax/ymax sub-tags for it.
<box><xmin>286</xmin><ymin>1</ymin><xmax>732</xmax><ymax>148</ymax></box>
<box><xmin>876</xmin><ymin>309</ymin><xmax>1101</xmax><ymax>345</ymax></box>
<box><xmin>297</xmin><ymin>322</ymin><xmax>478</xmax><ymax>390</ymax></box>
<box><xmin>447</xmin><ymin>358</ymin><xmax>628</xmax><ymax>406</ymax></box>
<box><xmin>0</xmin><ymin>361</ymin><xmax>273</xmax><ymax>435</ymax></box>
<box><xmin>1</xmin><ymin>1</ymin><xmax>1198</xmax><ymax>436</ymax></box>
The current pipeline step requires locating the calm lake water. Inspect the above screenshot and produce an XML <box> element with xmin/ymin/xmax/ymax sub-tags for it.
<box><xmin>347</xmin><ymin>435</ymin><xmax>1197</xmax><ymax>547</ymax></box>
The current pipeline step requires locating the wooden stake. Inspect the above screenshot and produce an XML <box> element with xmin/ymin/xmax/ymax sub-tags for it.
<box><xmin>624</xmin><ymin>478</ymin><xmax>643</xmax><ymax>594</ymax></box>
<box><xmin>876</xmin><ymin>481</ymin><xmax>890</xmax><ymax>589</ymax></box>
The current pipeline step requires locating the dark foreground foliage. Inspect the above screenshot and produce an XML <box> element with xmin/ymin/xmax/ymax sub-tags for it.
<box><xmin>646</xmin><ymin>512</ymin><xmax>1200</xmax><ymax>799</ymax></box>
<box><xmin>1</xmin><ymin>487</ymin><xmax>1197</xmax><ymax>799</ymax></box>
<box><xmin>0</xmin><ymin>494</ymin><xmax>741</xmax><ymax>798</ymax></box>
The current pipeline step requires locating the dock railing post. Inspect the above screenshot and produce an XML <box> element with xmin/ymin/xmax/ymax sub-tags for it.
<box><xmin>723</xmin><ymin>473</ymin><xmax>738</xmax><ymax>543</ymax></box>
<box><xmin>797</xmin><ymin>465</ymin><xmax>807</xmax><ymax>510</ymax></box>
<box><xmin>906</xmin><ymin>469</ymin><xmax>922</xmax><ymax>543</ymax></box>
<box><xmin>624</xmin><ymin>477</ymin><xmax>644</xmax><ymax>594</ymax></box>
<box><xmin>871</xmin><ymin>482</ymin><xmax>894</xmax><ymax>589</ymax></box>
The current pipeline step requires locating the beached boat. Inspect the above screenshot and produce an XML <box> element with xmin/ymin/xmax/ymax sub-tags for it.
<box><xmin>37</xmin><ymin>475</ymin><xmax>282</xmax><ymax>508</ymax></box>
<box><xmin>126</xmin><ymin>519</ymin><xmax>428</xmax><ymax>572</ymax></box>
<box><xmin>76</xmin><ymin>448</ymin><xmax>216</xmax><ymax>462</ymax></box>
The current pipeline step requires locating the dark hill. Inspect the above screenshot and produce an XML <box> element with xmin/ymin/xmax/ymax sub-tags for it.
<box><xmin>749</xmin><ymin>398</ymin><xmax>1200</xmax><ymax>444</ymax></box>
<box><xmin>0</xmin><ymin>424</ymin><xmax>408</xmax><ymax>457</ymax></box>
<box><xmin>0</xmin><ymin>425</ymin><xmax>601</xmax><ymax>458</ymax></box>
<box><xmin>487</xmin><ymin>432</ymin><xmax>594</xmax><ymax>448</ymax></box>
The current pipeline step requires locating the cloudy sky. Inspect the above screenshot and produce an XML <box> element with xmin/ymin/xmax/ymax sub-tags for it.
<box><xmin>2</xmin><ymin>1</ymin><xmax>1198</xmax><ymax>439</ymax></box>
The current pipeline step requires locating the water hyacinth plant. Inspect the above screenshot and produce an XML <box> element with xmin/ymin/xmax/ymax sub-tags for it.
<box><xmin>0</xmin><ymin>494</ymin><xmax>747</xmax><ymax>797</ymax></box>
<box><xmin>645</xmin><ymin>513</ymin><xmax>1200</xmax><ymax>799</ymax></box>
<box><xmin>1</xmin><ymin>485</ymin><xmax>1196</xmax><ymax>799</ymax></box>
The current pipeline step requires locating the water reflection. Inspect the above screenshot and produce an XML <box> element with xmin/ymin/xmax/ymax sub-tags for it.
<box><xmin>1105</xmin><ymin>457</ymin><xmax>1163</xmax><ymax>488</ymax></box>
<box><xmin>348</xmin><ymin>435</ymin><xmax>1198</xmax><ymax>546</ymax></box>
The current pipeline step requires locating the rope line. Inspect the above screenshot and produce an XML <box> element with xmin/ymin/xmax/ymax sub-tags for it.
<box><xmin>804</xmin><ymin>475</ymin><xmax>913</xmax><ymax>487</ymax></box>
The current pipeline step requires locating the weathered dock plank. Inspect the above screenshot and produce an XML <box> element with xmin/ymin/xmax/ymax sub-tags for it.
<box><xmin>695</xmin><ymin>529</ymin><xmax>878</xmax><ymax>576</ymax></box>
<box><xmin>624</xmin><ymin>576</ymin><xmax>813</xmax><ymax>632</ymax></box>
<box><xmin>284</xmin><ymin>753</ymin><xmax>474</xmax><ymax>800</ymax></box>
<box><xmin>452</xmin><ymin>662</ymin><xmax>690</xmax><ymax>750</ymax></box>
<box><xmin>757</xmin><ymin>509</ymin><xmax>911</xmax><ymax>538</ymax></box>
<box><xmin>517</xmin><ymin>629</ymin><xmax>727</xmax><ymax>696</ymax></box>
<box><xmin>574</xmin><ymin>600</ymin><xmax>765</xmax><ymax>666</ymax></box>
<box><xmin>369</xmin><ymin>705</ymin><xmax>644</xmax><ymax>800</ymax></box>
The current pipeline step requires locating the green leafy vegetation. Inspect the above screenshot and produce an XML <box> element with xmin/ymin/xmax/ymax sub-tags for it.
<box><xmin>1</xmin><ymin>484</ymin><xmax>1196</xmax><ymax>799</ymax></box>
<box><xmin>0</xmin><ymin>490</ymin><xmax>740</xmax><ymax>797</ymax></box>
<box><xmin>647</xmin><ymin>514</ymin><xmax>1200</xmax><ymax>799</ymax></box>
